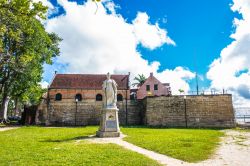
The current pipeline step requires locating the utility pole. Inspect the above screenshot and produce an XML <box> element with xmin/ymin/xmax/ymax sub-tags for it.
<box><xmin>75</xmin><ymin>98</ymin><xmax>78</xmax><ymax>126</ymax></box>
<box><xmin>184</xmin><ymin>95</ymin><xmax>188</xmax><ymax>128</ymax></box>
<box><xmin>194</xmin><ymin>51</ymin><xmax>199</xmax><ymax>95</ymax></box>
<box><xmin>125</xmin><ymin>72</ymin><xmax>130</xmax><ymax>126</ymax></box>
<box><xmin>195</xmin><ymin>72</ymin><xmax>199</xmax><ymax>95</ymax></box>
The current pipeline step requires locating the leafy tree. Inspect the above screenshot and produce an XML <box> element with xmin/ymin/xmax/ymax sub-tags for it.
<box><xmin>0</xmin><ymin>0</ymin><xmax>61</xmax><ymax>122</ymax></box>
<box><xmin>178</xmin><ymin>89</ymin><xmax>185</xmax><ymax>94</ymax></box>
<box><xmin>132</xmin><ymin>74</ymin><xmax>147</xmax><ymax>87</ymax></box>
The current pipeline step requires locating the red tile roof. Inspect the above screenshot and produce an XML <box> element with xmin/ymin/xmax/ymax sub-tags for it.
<box><xmin>49</xmin><ymin>74</ymin><xmax>129</xmax><ymax>90</ymax></box>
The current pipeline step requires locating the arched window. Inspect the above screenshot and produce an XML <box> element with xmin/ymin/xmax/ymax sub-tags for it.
<box><xmin>55</xmin><ymin>93</ymin><xmax>62</xmax><ymax>101</ymax></box>
<box><xmin>96</xmin><ymin>94</ymin><xmax>102</xmax><ymax>101</ymax></box>
<box><xmin>75</xmin><ymin>94</ymin><xmax>82</xmax><ymax>101</ymax></box>
<box><xmin>130</xmin><ymin>92</ymin><xmax>136</xmax><ymax>100</ymax></box>
<box><xmin>117</xmin><ymin>94</ymin><xmax>123</xmax><ymax>101</ymax></box>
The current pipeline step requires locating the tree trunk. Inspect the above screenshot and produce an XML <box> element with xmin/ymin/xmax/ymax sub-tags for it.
<box><xmin>0</xmin><ymin>94</ymin><xmax>10</xmax><ymax>122</ymax></box>
<box><xmin>14</xmin><ymin>98</ymin><xmax>18</xmax><ymax>116</ymax></box>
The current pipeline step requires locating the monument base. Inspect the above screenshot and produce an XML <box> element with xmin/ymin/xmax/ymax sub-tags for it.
<box><xmin>96</xmin><ymin>131</ymin><xmax>120</xmax><ymax>138</ymax></box>
<box><xmin>96</xmin><ymin>107</ymin><xmax>120</xmax><ymax>138</ymax></box>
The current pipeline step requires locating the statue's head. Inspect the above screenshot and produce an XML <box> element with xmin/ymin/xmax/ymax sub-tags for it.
<box><xmin>107</xmin><ymin>72</ymin><xmax>111</xmax><ymax>79</ymax></box>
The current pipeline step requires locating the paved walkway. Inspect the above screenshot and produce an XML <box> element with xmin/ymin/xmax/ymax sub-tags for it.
<box><xmin>82</xmin><ymin>130</ymin><xmax>250</xmax><ymax>166</ymax></box>
<box><xmin>0</xmin><ymin>127</ymin><xmax>19</xmax><ymax>132</ymax></box>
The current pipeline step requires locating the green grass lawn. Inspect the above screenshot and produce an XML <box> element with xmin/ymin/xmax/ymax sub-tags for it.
<box><xmin>121</xmin><ymin>127</ymin><xmax>224</xmax><ymax>163</ymax></box>
<box><xmin>0</xmin><ymin>124</ymin><xmax>6</xmax><ymax>127</ymax></box>
<box><xmin>0</xmin><ymin>126</ymin><xmax>160</xmax><ymax>166</ymax></box>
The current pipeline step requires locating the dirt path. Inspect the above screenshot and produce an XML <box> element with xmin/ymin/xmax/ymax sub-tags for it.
<box><xmin>197</xmin><ymin>130</ymin><xmax>250</xmax><ymax>166</ymax></box>
<box><xmin>82</xmin><ymin>130</ymin><xmax>250</xmax><ymax>166</ymax></box>
<box><xmin>0</xmin><ymin>127</ymin><xmax>19</xmax><ymax>132</ymax></box>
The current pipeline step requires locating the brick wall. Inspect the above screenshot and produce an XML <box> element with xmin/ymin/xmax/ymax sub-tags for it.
<box><xmin>36</xmin><ymin>99</ymin><xmax>142</xmax><ymax>126</ymax></box>
<box><xmin>144</xmin><ymin>95</ymin><xmax>235</xmax><ymax>128</ymax></box>
<box><xmin>37</xmin><ymin>94</ymin><xmax>235</xmax><ymax>128</ymax></box>
<box><xmin>36</xmin><ymin>88</ymin><xmax>137</xmax><ymax>126</ymax></box>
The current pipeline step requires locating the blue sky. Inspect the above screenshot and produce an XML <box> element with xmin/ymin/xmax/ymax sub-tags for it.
<box><xmin>41</xmin><ymin>0</ymin><xmax>250</xmax><ymax>106</ymax></box>
<box><xmin>109</xmin><ymin>0</ymin><xmax>240</xmax><ymax>89</ymax></box>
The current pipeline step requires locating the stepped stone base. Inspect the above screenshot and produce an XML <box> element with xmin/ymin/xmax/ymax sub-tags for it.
<box><xmin>96</xmin><ymin>131</ymin><xmax>120</xmax><ymax>137</ymax></box>
<box><xmin>96</xmin><ymin>107</ymin><xmax>120</xmax><ymax>138</ymax></box>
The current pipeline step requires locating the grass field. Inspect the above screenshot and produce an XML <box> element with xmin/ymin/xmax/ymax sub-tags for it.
<box><xmin>0</xmin><ymin>126</ymin><xmax>160</xmax><ymax>166</ymax></box>
<box><xmin>122</xmin><ymin>127</ymin><xmax>224</xmax><ymax>162</ymax></box>
<box><xmin>0</xmin><ymin>126</ymin><xmax>224</xmax><ymax>165</ymax></box>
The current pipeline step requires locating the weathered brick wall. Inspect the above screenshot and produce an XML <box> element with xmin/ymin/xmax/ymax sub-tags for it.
<box><xmin>118</xmin><ymin>100</ymin><xmax>143</xmax><ymax>125</ymax></box>
<box><xmin>144</xmin><ymin>95</ymin><xmax>235</xmax><ymax>128</ymax></box>
<box><xmin>36</xmin><ymin>99</ymin><xmax>142</xmax><ymax>126</ymax></box>
<box><xmin>36</xmin><ymin>88</ymin><xmax>138</xmax><ymax>126</ymax></box>
<box><xmin>37</xmin><ymin>94</ymin><xmax>235</xmax><ymax>128</ymax></box>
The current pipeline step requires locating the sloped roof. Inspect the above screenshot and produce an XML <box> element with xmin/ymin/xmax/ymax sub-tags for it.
<box><xmin>49</xmin><ymin>74</ymin><xmax>129</xmax><ymax>90</ymax></box>
<box><xmin>162</xmin><ymin>83</ymin><xmax>170</xmax><ymax>86</ymax></box>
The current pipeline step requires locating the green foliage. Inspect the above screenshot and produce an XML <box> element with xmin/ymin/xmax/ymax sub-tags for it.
<box><xmin>0</xmin><ymin>0</ymin><xmax>61</xmax><ymax>110</ymax></box>
<box><xmin>122</xmin><ymin>127</ymin><xmax>224</xmax><ymax>162</ymax></box>
<box><xmin>0</xmin><ymin>127</ymin><xmax>160</xmax><ymax>166</ymax></box>
<box><xmin>132</xmin><ymin>74</ymin><xmax>147</xmax><ymax>87</ymax></box>
<box><xmin>178</xmin><ymin>89</ymin><xmax>184</xmax><ymax>93</ymax></box>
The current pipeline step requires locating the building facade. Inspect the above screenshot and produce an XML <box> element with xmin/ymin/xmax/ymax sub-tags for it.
<box><xmin>36</xmin><ymin>74</ymin><xmax>141</xmax><ymax>126</ymax></box>
<box><xmin>48</xmin><ymin>74</ymin><xmax>130</xmax><ymax>103</ymax></box>
<box><xmin>136</xmin><ymin>73</ymin><xmax>171</xmax><ymax>99</ymax></box>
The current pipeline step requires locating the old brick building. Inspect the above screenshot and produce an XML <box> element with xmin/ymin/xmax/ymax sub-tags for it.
<box><xmin>36</xmin><ymin>74</ymin><xmax>143</xmax><ymax>126</ymax></box>
<box><xmin>136</xmin><ymin>73</ymin><xmax>171</xmax><ymax>99</ymax></box>
<box><xmin>49</xmin><ymin>74</ymin><xmax>130</xmax><ymax>102</ymax></box>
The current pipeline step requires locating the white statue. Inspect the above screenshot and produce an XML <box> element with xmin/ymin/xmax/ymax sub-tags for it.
<box><xmin>102</xmin><ymin>72</ymin><xmax>118</xmax><ymax>109</ymax></box>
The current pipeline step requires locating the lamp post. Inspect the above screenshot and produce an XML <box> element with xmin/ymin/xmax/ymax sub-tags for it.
<box><xmin>184</xmin><ymin>95</ymin><xmax>188</xmax><ymax>128</ymax></box>
<box><xmin>75</xmin><ymin>98</ymin><xmax>78</xmax><ymax>126</ymax></box>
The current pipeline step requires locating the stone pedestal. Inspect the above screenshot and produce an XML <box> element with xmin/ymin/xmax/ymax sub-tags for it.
<box><xmin>96</xmin><ymin>108</ymin><xmax>120</xmax><ymax>137</ymax></box>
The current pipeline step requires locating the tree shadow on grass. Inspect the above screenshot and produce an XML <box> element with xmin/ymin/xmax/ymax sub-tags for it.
<box><xmin>121</xmin><ymin>125</ymin><xmax>225</xmax><ymax>130</ymax></box>
<box><xmin>40</xmin><ymin>135</ymin><xmax>96</xmax><ymax>143</ymax></box>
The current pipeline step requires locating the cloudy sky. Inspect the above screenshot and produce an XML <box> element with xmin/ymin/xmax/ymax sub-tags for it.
<box><xmin>39</xmin><ymin>0</ymin><xmax>250</xmax><ymax>107</ymax></box>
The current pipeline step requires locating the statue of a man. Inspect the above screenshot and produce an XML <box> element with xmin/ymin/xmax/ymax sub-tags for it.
<box><xmin>102</xmin><ymin>72</ymin><xmax>118</xmax><ymax>109</ymax></box>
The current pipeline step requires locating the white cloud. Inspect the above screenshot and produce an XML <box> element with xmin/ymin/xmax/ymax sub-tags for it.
<box><xmin>103</xmin><ymin>0</ymin><xmax>119</xmax><ymax>15</ymax></box>
<box><xmin>39</xmin><ymin>81</ymin><xmax>49</xmax><ymax>89</ymax></box>
<box><xmin>44</xmin><ymin>0</ymin><xmax>194</xmax><ymax>94</ymax></box>
<box><xmin>207</xmin><ymin>0</ymin><xmax>250</xmax><ymax>107</ymax></box>
<box><xmin>155</xmin><ymin>67</ymin><xmax>195</xmax><ymax>94</ymax></box>
<box><xmin>132</xmin><ymin>12</ymin><xmax>175</xmax><ymax>50</ymax></box>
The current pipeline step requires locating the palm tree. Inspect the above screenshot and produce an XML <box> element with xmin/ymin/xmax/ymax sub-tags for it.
<box><xmin>178</xmin><ymin>89</ymin><xmax>184</xmax><ymax>94</ymax></box>
<box><xmin>132</xmin><ymin>74</ymin><xmax>147</xmax><ymax>87</ymax></box>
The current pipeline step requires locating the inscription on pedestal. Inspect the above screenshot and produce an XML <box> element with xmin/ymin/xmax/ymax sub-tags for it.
<box><xmin>106</xmin><ymin>120</ymin><xmax>117</xmax><ymax>128</ymax></box>
<box><xmin>106</xmin><ymin>112</ymin><xmax>116</xmax><ymax>120</ymax></box>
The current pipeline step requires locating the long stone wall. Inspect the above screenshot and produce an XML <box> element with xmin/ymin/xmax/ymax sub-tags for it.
<box><xmin>36</xmin><ymin>99</ymin><xmax>142</xmax><ymax>126</ymax></box>
<box><xmin>144</xmin><ymin>95</ymin><xmax>235</xmax><ymax>128</ymax></box>
<box><xmin>37</xmin><ymin>95</ymin><xmax>236</xmax><ymax>128</ymax></box>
